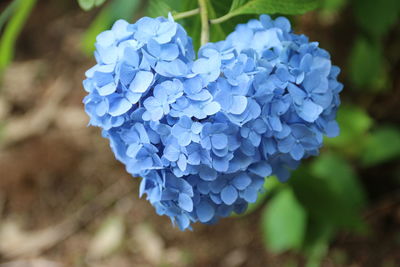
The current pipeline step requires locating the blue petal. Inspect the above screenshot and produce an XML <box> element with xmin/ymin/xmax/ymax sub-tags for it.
<box><xmin>164</xmin><ymin>144</ymin><xmax>180</xmax><ymax>162</ymax></box>
<box><xmin>178</xmin><ymin>193</ymin><xmax>193</xmax><ymax>212</ymax></box>
<box><xmin>176</xmin><ymin>214</ymin><xmax>190</xmax><ymax>230</ymax></box>
<box><xmin>130</xmin><ymin>71</ymin><xmax>154</xmax><ymax>93</ymax></box>
<box><xmin>96</xmin><ymin>30</ymin><xmax>115</xmax><ymax>47</ymax></box>
<box><xmin>274</xmin><ymin>16</ymin><xmax>291</xmax><ymax>32</ymax></box>
<box><xmin>154</xmin><ymin>21</ymin><xmax>177</xmax><ymax>44</ymax></box>
<box><xmin>177</xmin><ymin>154</ymin><xmax>187</xmax><ymax>171</ymax></box>
<box><xmin>298</xmin><ymin>99</ymin><xmax>323</xmax><ymax>122</ymax></box>
<box><xmin>155</xmin><ymin>59</ymin><xmax>188</xmax><ymax>77</ymax></box>
<box><xmin>192</xmin><ymin>58</ymin><xmax>211</xmax><ymax>74</ymax></box>
<box><xmin>203</xmin><ymin>102</ymin><xmax>221</xmax><ymax>115</ymax></box>
<box><xmin>278</xmin><ymin>136</ymin><xmax>295</xmax><ymax>153</ymax></box>
<box><xmin>287</xmin><ymin>83</ymin><xmax>306</xmax><ymax>105</ymax></box>
<box><xmin>111</xmin><ymin>19</ymin><xmax>131</xmax><ymax>40</ymax></box>
<box><xmin>229</xmin><ymin>96</ymin><xmax>248</xmax><ymax>114</ymax></box>
<box><xmin>98</xmin><ymin>82</ymin><xmax>116</xmax><ymax>96</ymax></box>
<box><xmin>232</xmin><ymin>173</ymin><xmax>252</xmax><ymax>190</ymax></box>
<box><xmin>191</xmin><ymin>122</ymin><xmax>203</xmax><ymax>134</ymax></box>
<box><xmin>109</xmin><ymin>97</ymin><xmax>132</xmax><ymax>116</ymax></box>
<box><xmin>242</xmin><ymin>186</ymin><xmax>258</xmax><ymax>203</ymax></box>
<box><xmin>212</xmin><ymin>156</ymin><xmax>230</xmax><ymax>172</ymax></box>
<box><xmin>95</xmin><ymin>100</ymin><xmax>108</xmax><ymax>116</ymax></box>
<box><xmin>187</xmin><ymin>152</ymin><xmax>201</xmax><ymax>165</ymax></box>
<box><xmin>325</xmin><ymin>120</ymin><xmax>339</xmax><ymax>137</ymax></box>
<box><xmin>290</xmin><ymin>143</ymin><xmax>305</xmax><ymax>160</ymax></box>
<box><xmin>211</xmin><ymin>133</ymin><xmax>228</xmax><ymax>150</ymax></box>
<box><xmin>184</xmin><ymin>76</ymin><xmax>203</xmax><ymax>95</ymax></box>
<box><xmin>196</xmin><ymin>201</ymin><xmax>215</xmax><ymax>222</ymax></box>
<box><xmin>221</xmin><ymin>185</ymin><xmax>238</xmax><ymax>205</ymax></box>
<box><xmin>160</xmin><ymin>43</ymin><xmax>179</xmax><ymax>61</ymax></box>
<box><xmin>249</xmin><ymin>161</ymin><xmax>272</xmax><ymax>177</ymax></box>
<box><xmin>199</xmin><ymin>166</ymin><xmax>217</xmax><ymax>181</ymax></box>
<box><xmin>127</xmin><ymin>143</ymin><xmax>142</xmax><ymax>158</ymax></box>
<box><xmin>178</xmin><ymin>131</ymin><xmax>192</xmax><ymax>146</ymax></box>
<box><xmin>197</xmin><ymin>181</ymin><xmax>210</xmax><ymax>194</ymax></box>
<box><xmin>210</xmin><ymin>194</ymin><xmax>222</xmax><ymax>204</ymax></box>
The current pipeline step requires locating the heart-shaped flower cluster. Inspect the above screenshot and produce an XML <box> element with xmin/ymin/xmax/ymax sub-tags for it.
<box><xmin>83</xmin><ymin>14</ymin><xmax>343</xmax><ymax>230</ymax></box>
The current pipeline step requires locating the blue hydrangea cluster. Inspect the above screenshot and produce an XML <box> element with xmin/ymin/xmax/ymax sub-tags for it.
<box><xmin>83</xmin><ymin>14</ymin><xmax>343</xmax><ymax>230</ymax></box>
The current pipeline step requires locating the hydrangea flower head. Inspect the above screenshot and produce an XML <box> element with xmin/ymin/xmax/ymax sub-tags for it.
<box><xmin>83</xmin><ymin>15</ymin><xmax>194</xmax><ymax>130</ymax></box>
<box><xmin>83</xmin><ymin>15</ymin><xmax>342</xmax><ymax>230</ymax></box>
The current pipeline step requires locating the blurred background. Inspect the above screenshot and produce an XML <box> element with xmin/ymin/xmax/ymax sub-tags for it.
<box><xmin>0</xmin><ymin>0</ymin><xmax>399</xmax><ymax>266</ymax></box>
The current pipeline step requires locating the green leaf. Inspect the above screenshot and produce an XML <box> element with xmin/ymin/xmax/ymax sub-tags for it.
<box><xmin>229</xmin><ymin>0</ymin><xmax>248</xmax><ymax>12</ymax></box>
<box><xmin>321</xmin><ymin>0</ymin><xmax>346</xmax><ymax>11</ymax></box>
<box><xmin>215</xmin><ymin>0</ymin><xmax>319</xmax><ymax>22</ymax></box>
<box><xmin>81</xmin><ymin>0</ymin><xmax>140</xmax><ymax>54</ymax></box>
<box><xmin>95</xmin><ymin>0</ymin><xmax>107</xmax><ymax>6</ymax></box>
<box><xmin>311</xmin><ymin>153</ymin><xmax>366</xmax><ymax>209</ymax></box>
<box><xmin>348</xmin><ymin>37</ymin><xmax>388</xmax><ymax>91</ymax></box>
<box><xmin>325</xmin><ymin>104</ymin><xmax>373</xmax><ymax>157</ymax></box>
<box><xmin>361</xmin><ymin>126</ymin><xmax>400</xmax><ymax>166</ymax></box>
<box><xmin>147</xmin><ymin>0</ymin><xmax>194</xmax><ymax>17</ymax></box>
<box><xmin>354</xmin><ymin>0</ymin><xmax>400</xmax><ymax>39</ymax></box>
<box><xmin>289</xmin><ymin>166</ymin><xmax>366</xmax><ymax>231</ymax></box>
<box><xmin>78</xmin><ymin>0</ymin><xmax>95</xmax><ymax>11</ymax></box>
<box><xmin>261</xmin><ymin>187</ymin><xmax>307</xmax><ymax>253</ymax></box>
<box><xmin>303</xmin><ymin>219</ymin><xmax>334</xmax><ymax>267</ymax></box>
<box><xmin>0</xmin><ymin>0</ymin><xmax>37</xmax><ymax>73</ymax></box>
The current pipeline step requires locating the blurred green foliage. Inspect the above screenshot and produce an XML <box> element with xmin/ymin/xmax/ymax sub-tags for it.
<box><xmin>0</xmin><ymin>0</ymin><xmax>37</xmax><ymax>73</ymax></box>
<box><xmin>0</xmin><ymin>0</ymin><xmax>399</xmax><ymax>265</ymax></box>
<box><xmin>361</xmin><ymin>126</ymin><xmax>400</xmax><ymax>167</ymax></box>
<box><xmin>261</xmin><ymin>187</ymin><xmax>307</xmax><ymax>252</ymax></box>
<box><xmin>348</xmin><ymin>38</ymin><xmax>388</xmax><ymax>91</ymax></box>
<box><xmin>78</xmin><ymin>0</ymin><xmax>107</xmax><ymax>11</ymax></box>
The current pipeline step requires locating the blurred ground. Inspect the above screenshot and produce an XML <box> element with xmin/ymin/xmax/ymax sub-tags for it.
<box><xmin>0</xmin><ymin>1</ymin><xmax>399</xmax><ymax>267</ymax></box>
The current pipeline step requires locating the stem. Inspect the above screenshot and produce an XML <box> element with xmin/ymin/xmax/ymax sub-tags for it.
<box><xmin>210</xmin><ymin>12</ymin><xmax>234</xmax><ymax>24</ymax></box>
<box><xmin>0</xmin><ymin>0</ymin><xmax>20</xmax><ymax>31</ymax></box>
<box><xmin>198</xmin><ymin>0</ymin><xmax>209</xmax><ymax>45</ymax></box>
<box><xmin>173</xmin><ymin>8</ymin><xmax>200</xmax><ymax>20</ymax></box>
<box><xmin>0</xmin><ymin>0</ymin><xmax>37</xmax><ymax>72</ymax></box>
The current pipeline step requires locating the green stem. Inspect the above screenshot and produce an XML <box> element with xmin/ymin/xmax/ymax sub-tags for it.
<box><xmin>0</xmin><ymin>0</ymin><xmax>37</xmax><ymax>72</ymax></box>
<box><xmin>173</xmin><ymin>8</ymin><xmax>200</xmax><ymax>20</ymax></box>
<box><xmin>198</xmin><ymin>0</ymin><xmax>209</xmax><ymax>45</ymax></box>
<box><xmin>210</xmin><ymin>12</ymin><xmax>233</xmax><ymax>24</ymax></box>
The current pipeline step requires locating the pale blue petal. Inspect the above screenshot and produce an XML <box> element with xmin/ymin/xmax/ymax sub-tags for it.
<box><xmin>203</xmin><ymin>102</ymin><xmax>221</xmax><ymax>115</ymax></box>
<box><xmin>229</xmin><ymin>96</ymin><xmax>248</xmax><ymax>114</ymax></box>
<box><xmin>130</xmin><ymin>71</ymin><xmax>154</xmax><ymax>93</ymax></box>
<box><xmin>211</xmin><ymin>133</ymin><xmax>228</xmax><ymax>150</ymax></box>
<box><xmin>109</xmin><ymin>97</ymin><xmax>132</xmax><ymax>116</ymax></box>
<box><xmin>298</xmin><ymin>99</ymin><xmax>323</xmax><ymax>122</ymax></box>
<box><xmin>178</xmin><ymin>193</ymin><xmax>193</xmax><ymax>212</ymax></box>
<box><xmin>159</xmin><ymin>43</ymin><xmax>179</xmax><ymax>61</ymax></box>
<box><xmin>154</xmin><ymin>21</ymin><xmax>177</xmax><ymax>44</ymax></box>
<box><xmin>155</xmin><ymin>59</ymin><xmax>188</xmax><ymax>77</ymax></box>
<box><xmin>164</xmin><ymin>145</ymin><xmax>180</xmax><ymax>162</ymax></box>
